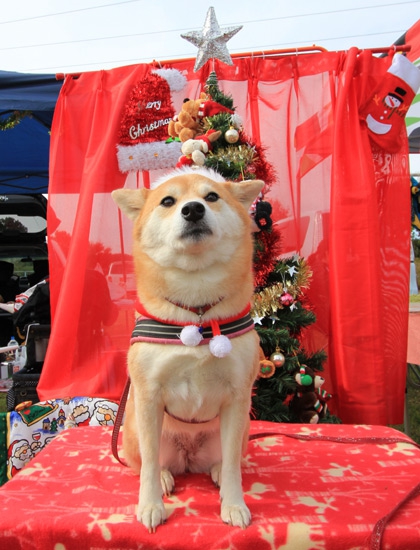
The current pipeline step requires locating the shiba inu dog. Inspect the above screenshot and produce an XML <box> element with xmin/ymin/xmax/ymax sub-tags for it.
<box><xmin>112</xmin><ymin>167</ymin><xmax>264</xmax><ymax>532</ymax></box>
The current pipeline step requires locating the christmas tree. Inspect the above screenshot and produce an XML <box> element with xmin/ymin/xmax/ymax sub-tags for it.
<box><xmin>251</xmin><ymin>251</ymin><xmax>336</xmax><ymax>424</ymax></box>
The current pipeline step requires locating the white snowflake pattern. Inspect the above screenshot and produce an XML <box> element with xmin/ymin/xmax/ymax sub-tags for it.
<box><xmin>295</xmin><ymin>495</ymin><xmax>339</xmax><ymax>514</ymax></box>
<box><xmin>259</xmin><ymin>523</ymin><xmax>325</xmax><ymax>550</ymax></box>
<box><xmin>86</xmin><ymin>512</ymin><xmax>133</xmax><ymax>541</ymax></box>
<box><xmin>245</xmin><ymin>482</ymin><xmax>276</xmax><ymax>500</ymax></box>
<box><xmin>165</xmin><ymin>495</ymin><xmax>198</xmax><ymax>518</ymax></box>
<box><xmin>321</xmin><ymin>462</ymin><xmax>362</xmax><ymax>477</ymax></box>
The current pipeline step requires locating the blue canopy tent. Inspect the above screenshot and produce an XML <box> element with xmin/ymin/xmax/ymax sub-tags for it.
<box><xmin>0</xmin><ymin>71</ymin><xmax>62</xmax><ymax>194</ymax></box>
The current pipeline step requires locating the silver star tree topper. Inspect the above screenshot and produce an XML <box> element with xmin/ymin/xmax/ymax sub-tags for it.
<box><xmin>181</xmin><ymin>7</ymin><xmax>242</xmax><ymax>72</ymax></box>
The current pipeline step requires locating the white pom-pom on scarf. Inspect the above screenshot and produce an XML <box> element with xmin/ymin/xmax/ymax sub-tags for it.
<box><xmin>180</xmin><ymin>325</ymin><xmax>203</xmax><ymax>346</ymax></box>
<box><xmin>179</xmin><ymin>320</ymin><xmax>233</xmax><ymax>357</ymax></box>
<box><xmin>208</xmin><ymin>319</ymin><xmax>232</xmax><ymax>358</ymax></box>
<box><xmin>209</xmin><ymin>334</ymin><xmax>232</xmax><ymax>358</ymax></box>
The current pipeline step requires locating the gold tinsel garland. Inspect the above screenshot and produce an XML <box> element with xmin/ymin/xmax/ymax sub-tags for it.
<box><xmin>251</xmin><ymin>258</ymin><xmax>312</xmax><ymax>318</ymax></box>
<box><xmin>207</xmin><ymin>143</ymin><xmax>256</xmax><ymax>165</ymax></box>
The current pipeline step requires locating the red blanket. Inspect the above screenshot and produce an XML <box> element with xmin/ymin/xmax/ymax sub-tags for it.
<box><xmin>0</xmin><ymin>421</ymin><xmax>419</xmax><ymax>549</ymax></box>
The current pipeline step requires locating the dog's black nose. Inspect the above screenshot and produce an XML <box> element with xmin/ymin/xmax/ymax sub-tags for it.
<box><xmin>181</xmin><ymin>201</ymin><xmax>205</xmax><ymax>223</ymax></box>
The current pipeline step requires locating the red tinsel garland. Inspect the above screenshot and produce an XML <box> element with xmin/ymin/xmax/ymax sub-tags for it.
<box><xmin>238</xmin><ymin>130</ymin><xmax>277</xmax><ymax>192</ymax></box>
<box><xmin>253</xmin><ymin>226</ymin><xmax>283</xmax><ymax>288</ymax></box>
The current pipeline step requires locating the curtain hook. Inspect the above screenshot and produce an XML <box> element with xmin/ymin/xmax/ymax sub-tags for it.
<box><xmin>388</xmin><ymin>45</ymin><xmax>397</xmax><ymax>60</ymax></box>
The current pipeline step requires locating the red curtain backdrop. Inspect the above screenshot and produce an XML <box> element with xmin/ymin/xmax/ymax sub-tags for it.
<box><xmin>38</xmin><ymin>50</ymin><xmax>411</xmax><ymax>425</ymax></box>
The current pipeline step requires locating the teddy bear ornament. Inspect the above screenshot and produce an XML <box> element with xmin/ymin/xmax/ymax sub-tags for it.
<box><xmin>290</xmin><ymin>365</ymin><xmax>332</xmax><ymax>424</ymax></box>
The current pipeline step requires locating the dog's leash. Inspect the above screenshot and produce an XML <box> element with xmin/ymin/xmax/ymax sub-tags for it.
<box><xmin>111</xmin><ymin>380</ymin><xmax>420</xmax><ymax>549</ymax></box>
<box><xmin>111</xmin><ymin>377</ymin><xmax>131</xmax><ymax>467</ymax></box>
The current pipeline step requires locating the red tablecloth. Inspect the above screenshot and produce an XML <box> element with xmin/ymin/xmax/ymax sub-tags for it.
<box><xmin>0</xmin><ymin>421</ymin><xmax>419</xmax><ymax>550</ymax></box>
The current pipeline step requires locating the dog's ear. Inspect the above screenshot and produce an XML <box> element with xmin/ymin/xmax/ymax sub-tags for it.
<box><xmin>227</xmin><ymin>180</ymin><xmax>265</xmax><ymax>211</ymax></box>
<box><xmin>111</xmin><ymin>188</ymin><xmax>149</xmax><ymax>221</ymax></box>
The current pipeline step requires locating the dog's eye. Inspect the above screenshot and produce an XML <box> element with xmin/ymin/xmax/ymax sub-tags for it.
<box><xmin>160</xmin><ymin>196</ymin><xmax>175</xmax><ymax>207</ymax></box>
<box><xmin>205</xmin><ymin>192</ymin><xmax>219</xmax><ymax>203</ymax></box>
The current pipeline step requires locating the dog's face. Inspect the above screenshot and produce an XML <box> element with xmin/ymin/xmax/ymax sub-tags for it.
<box><xmin>112</xmin><ymin>170</ymin><xmax>264</xmax><ymax>271</ymax></box>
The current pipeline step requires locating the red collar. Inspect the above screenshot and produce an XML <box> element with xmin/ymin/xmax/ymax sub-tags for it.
<box><xmin>135</xmin><ymin>298</ymin><xmax>251</xmax><ymax>328</ymax></box>
<box><xmin>165</xmin><ymin>297</ymin><xmax>223</xmax><ymax>317</ymax></box>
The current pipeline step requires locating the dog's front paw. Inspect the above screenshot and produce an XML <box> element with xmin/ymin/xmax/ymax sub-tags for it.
<box><xmin>221</xmin><ymin>502</ymin><xmax>251</xmax><ymax>529</ymax></box>
<box><xmin>161</xmin><ymin>468</ymin><xmax>175</xmax><ymax>495</ymax></box>
<box><xmin>138</xmin><ymin>501</ymin><xmax>166</xmax><ymax>533</ymax></box>
<box><xmin>210</xmin><ymin>462</ymin><xmax>222</xmax><ymax>487</ymax></box>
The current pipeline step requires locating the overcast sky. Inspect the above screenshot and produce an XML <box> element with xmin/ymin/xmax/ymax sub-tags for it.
<box><xmin>1</xmin><ymin>1</ymin><xmax>419</xmax><ymax>171</ymax></box>
<box><xmin>0</xmin><ymin>0</ymin><xmax>418</xmax><ymax>74</ymax></box>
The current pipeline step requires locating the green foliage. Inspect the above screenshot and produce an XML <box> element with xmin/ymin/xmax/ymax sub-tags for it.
<box><xmin>251</xmin><ymin>255</ymin><xmax>335</xmax><ymax>423</ymax></box>
<box><xmin>204</xmin><ymin>71</ymin><xmax>234</xmax><ymax>110</ymax></box>
<box><xmin>206</xmin><ymin>112</ymin><xmax>233</xmax><ymax>138</ymax></box>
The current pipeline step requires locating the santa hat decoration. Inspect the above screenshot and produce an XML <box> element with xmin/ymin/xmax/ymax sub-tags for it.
<box><xmin>198</xmin><ymin>99</ymin><xmax>234</xmax><ymax>119</ymax></box>
<box><xmin>117</xmin><ymin>68</ymin><xmax>187</xmax><ymax>172</ymax></box>
<box><xmin>360</xmin><ymin>54</ymin><xmax>420</xmax><ymax>152</ymax></box>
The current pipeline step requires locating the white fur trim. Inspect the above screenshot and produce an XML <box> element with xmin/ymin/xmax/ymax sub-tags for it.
<box><xmin>388</xmin><ymin>54</ymin><xmax>420</xmax><ymax>94</ymax></box>
<box><xmin>152</xmin><ymin>68</ymin><xmax>187</xmax><ymax>92</ymax></box>
<box><xmin>117</xmin><ymin>140</ymin><xmax>182</xmax><ymax>173</ymax></box>
<box><xmin>151</xmin><ymin>166</ymin><xmax>227</xmax><ymax>189</ymax></box>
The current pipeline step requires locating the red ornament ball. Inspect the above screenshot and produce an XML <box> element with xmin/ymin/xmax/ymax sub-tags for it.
<box><xmin>280</xmin><ymin>292</ymin><xmax>294</xmax><ymax>307</ymax></box>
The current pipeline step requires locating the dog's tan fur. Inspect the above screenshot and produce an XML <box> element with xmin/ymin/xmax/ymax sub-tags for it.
<box><xmin>112</xmin><ymin>168</ymin><xmax>263</xmax><ymax>532</ymax></box>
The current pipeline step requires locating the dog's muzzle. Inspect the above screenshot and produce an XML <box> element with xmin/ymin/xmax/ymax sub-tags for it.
<box><xmin>181</xmin><ymin>201</ymin><xmax>205</xmax><ymax>223</ymax></box>
<box><xmin>180</xmin><ymin>201</ymin><xmax>212</xmax><ymax>241</ymax></box>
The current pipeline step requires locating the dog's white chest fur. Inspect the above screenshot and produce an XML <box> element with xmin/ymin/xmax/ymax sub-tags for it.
<box><xmin>130</xmin><ymin>333</ymin><xmax>257</xmax><ymax>424</ymax></box>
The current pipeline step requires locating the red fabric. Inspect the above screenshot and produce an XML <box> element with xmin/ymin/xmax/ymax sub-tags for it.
<box><xmin>1</xmin><ymin>422</ymin><xmax>420</xmax><ymax>549</ymax></box>
<box><xmin>328</xmin><ymin>49</ymin><xmax>410</xmax><ymax>424</ymax></box>
<box><xmin>39</xmin><ymin>52</ymin><xmax>410</xmax><ymax>424</ymax></box>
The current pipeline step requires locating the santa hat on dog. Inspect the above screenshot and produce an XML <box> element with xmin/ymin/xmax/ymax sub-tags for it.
<box><xmin>117</xmin><ymin>68</ymin><xmax>186</xmax><ymax>172</ymax></box>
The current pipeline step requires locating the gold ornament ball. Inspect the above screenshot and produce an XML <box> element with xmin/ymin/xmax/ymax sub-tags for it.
<box><xmin>270</xmin><ymin>350</ymin><xmax>285</xmax><ymax>368</ymax></box>
<box><xmin>225</xmin><ymin>127</ymin><xmax>239</xmax><ymax>143</ymax></box>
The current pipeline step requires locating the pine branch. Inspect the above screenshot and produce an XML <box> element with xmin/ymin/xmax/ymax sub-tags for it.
<box><xmin>204</xmin><ymin>71</ymin><xmax>234</xmax><ymax>110</ymax></box>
